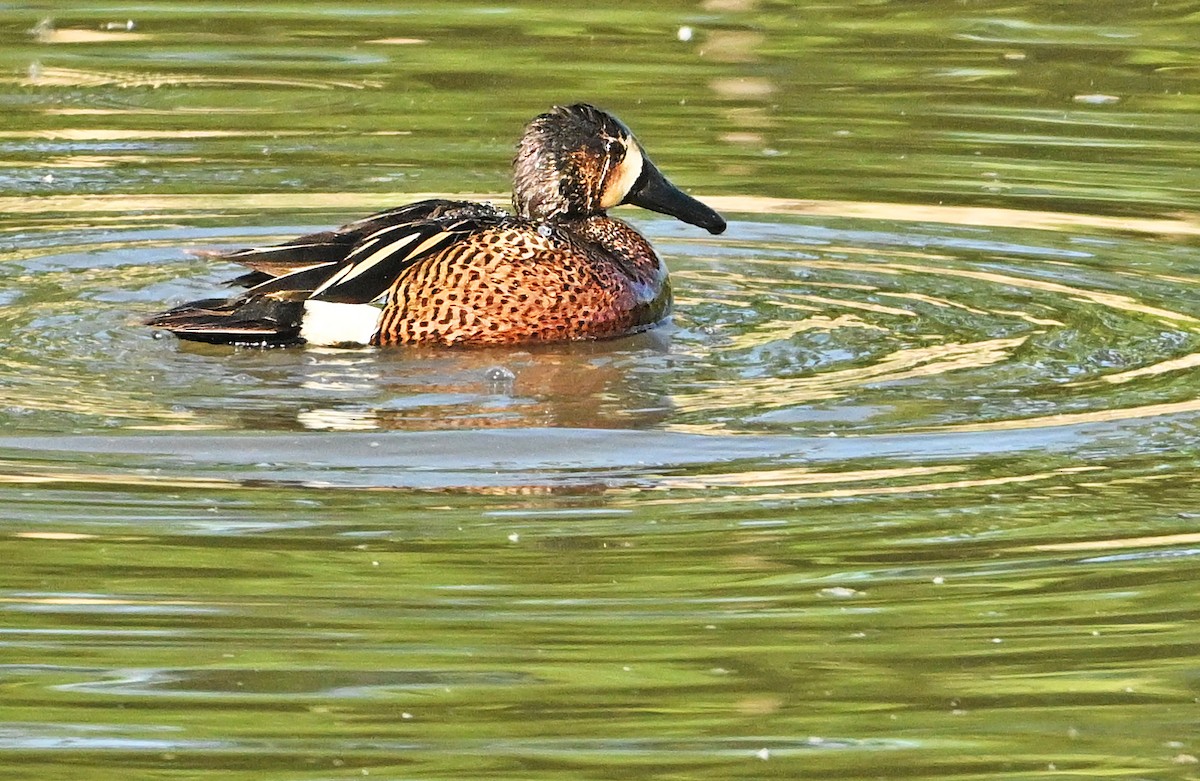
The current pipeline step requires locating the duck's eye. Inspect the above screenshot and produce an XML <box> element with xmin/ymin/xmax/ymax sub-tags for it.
<box><xmin>605</xmin><ymin>140</ymin><xmax>624</xmax><ymax>162</ymax></box>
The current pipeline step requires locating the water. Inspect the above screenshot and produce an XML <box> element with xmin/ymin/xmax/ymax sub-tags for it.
<box><xmin>3</xmin><ymin>2</ymin><xmax>1200</xmax><ymax>779</ymax></box>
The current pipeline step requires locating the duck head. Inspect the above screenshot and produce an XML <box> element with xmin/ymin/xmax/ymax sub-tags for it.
<box><xmin>512</xmin><ymin>103</ymin><xmax>727</xmax><ymax>235</ymax></box>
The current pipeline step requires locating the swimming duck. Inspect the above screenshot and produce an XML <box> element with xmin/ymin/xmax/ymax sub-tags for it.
<box><xmin>147</xmin><ymin>103</ymin><xmax>726</xmax><ymax>347</ymax></box>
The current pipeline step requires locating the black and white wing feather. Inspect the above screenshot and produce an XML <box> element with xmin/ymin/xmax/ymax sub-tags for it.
<box><xmin>146</xmin><ymin>199</ymin><xmax>508</xmax><ymax>345</ymax></box>
<box><xmin>232</xmin><ymin>199</ymin><xmax>506</xmax><ymax>303</ymax></box>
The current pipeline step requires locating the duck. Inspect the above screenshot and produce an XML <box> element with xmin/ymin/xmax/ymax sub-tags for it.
<box><xmin>147</xmin><ymin>103</ymin><xmax>727</xmax><ymax>347</ymax></box>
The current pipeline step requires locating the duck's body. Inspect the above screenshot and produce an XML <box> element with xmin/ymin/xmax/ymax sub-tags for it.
<box><xmin>148</xmin><ymin>104</ymin><xmax>725</xmax><ymax>347</ymax></box>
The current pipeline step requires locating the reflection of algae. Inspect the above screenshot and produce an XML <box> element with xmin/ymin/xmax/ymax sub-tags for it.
<box><xmin>0</xmin><ymin>360</ymin><xmax>210</xmax><ymax>430</ymax></box>
<box><xmin>0</xmin><ymin>398</ymin><xmax>204</xmax><ymax>427</ymax></box>
<box><xmin>0</xmin><ymin>595</ymin><xmax>206</xmax><ymax>609</ymax></box>
<box><xmin>703</xmin><ymin>196</ymin><xmax>1200</xmax><ymax>238</ymax></box>
<box><xmin>0</xmin><ymin>192</ymin><xmax>444</xmax><ymax>217</ymax></box>
<box><xmin>0</xmin><ymin>381</ymin><xmax>206</xmax><ymax>427</ymax></box>
<box><xmin>0</xmin><ymin>155</ymin><xmax>166</xmax><ymax>169</ymax></box>
<box><xmin>986</xmin><ymin>308</ymin><xmax>1064</xmax><ymax>327</ymax></box>
<box><xmin>721</xmin><ymin>314</ymin><xmax>886</xmax><ymax>351</ymax></box>
<box><xmin>0</xmin><ymin>463</ymin><xmax>236</xmax><ymax>489</ymax></box>
<box><xmin>10</xmin><ymin>66</ymin><xmax>382</xmax><ymax>91</ymax></box>
<box><xmin>4</xmin><ymin>193</ymin><xmax>1200</xmax><ymax>240</ymax></box>
<box><xmin>627</xmin><ymin>466</ymin><xmax>1103</xmax><ymax>505</ymax></box>
<box><xmin>1091</xmin><ymin>351</ymin><xmax>1200</xmax><ymax>385</ymax></box>
<box><xmin>671</xmin><ymin>336</ymin><xmax>1027</xmax><ymax>413</ymax></box>
<box><xmin>30</xmin><ymin>28</ymin><xmax>149</xmax><ymax>44</ymax></box>
<box><xmin>906</xmin><ymin>264</ymin><xmax>1197</xmax><ymax>326</ymax></box>
<box><xmin>43</xmin><ymin>107</ymin><xmax>288</xmax><ymax>116</ymax></box>
<box><xmin>881</xmin><ymin>291</ymin><xmax>991</xmax><ymax>316</ymax></box>
<box><xmin>805</xmin><ymin>259</ymin><xmax>1200</xmax><ymax>327</ymax></box>
<box><xmin>1031</xmin><ymin>531</ymin><xmax>1200</xmax><ymax>552</ymax></box>
<box><xmin>654</xmin><ymin>463</ymin><xmax>963</xmax><ymax>490</ymax></box>
<box><xmin>0</xmin><ymin>129</ymin><xmax>313</xmax><ymax>141</ymax></box>
<box><xmin>789</xmin><ymin>293</ymin><xmax>915</xmax><ymax>318</ymax></box>
<box><xmin>686</xmin><ymin>246</ymin><xmax>1200</xmax><ymax>428</ymax></box>
<box><xmin>930</xmin><ymin>397</ymin><xmax>1200</xmax><ymax>433</ymax></box>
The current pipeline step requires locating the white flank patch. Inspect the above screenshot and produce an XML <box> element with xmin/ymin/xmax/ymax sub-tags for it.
<box><xmin>600</xmin><ymin>141</ymin><xmax>644</xmax><ymax>208</ymax></box>
<box><xmin>300</xmin><ymin>300</ymin><xmax>380</xmax><ymax>346</ymax></box>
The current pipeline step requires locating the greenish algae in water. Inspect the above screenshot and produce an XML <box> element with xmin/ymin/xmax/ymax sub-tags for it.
<box><xmin>1</xmin><ymin>2</ymin><xmax>1200</xmax><ymax>780</ymax></box>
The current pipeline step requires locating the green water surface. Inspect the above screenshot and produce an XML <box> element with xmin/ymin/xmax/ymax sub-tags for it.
<box><xmin>1</xmin><ymin>2</ymin><xmax>1200</xmax><ymax>780</ymax></box>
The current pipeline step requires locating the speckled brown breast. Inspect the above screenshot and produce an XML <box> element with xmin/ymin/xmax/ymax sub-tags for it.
<box><xmin>374</xmin><ymin>215</ymin><xmax>671</xmax><ymax>346</ymax></box>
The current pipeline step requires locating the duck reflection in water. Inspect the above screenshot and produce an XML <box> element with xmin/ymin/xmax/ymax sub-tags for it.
<box><xmin>197</xmin><ymin>328</ymin><xmax>679</xmax><ymax>433</ymax></box>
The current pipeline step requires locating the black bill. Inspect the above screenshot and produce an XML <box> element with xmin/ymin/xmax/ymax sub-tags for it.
<box><xmin>622</xmin><ymin>159</ymin><xmax>727</xmax><ymax>235</ymax></box>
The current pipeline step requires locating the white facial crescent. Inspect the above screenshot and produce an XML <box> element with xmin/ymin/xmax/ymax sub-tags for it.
<box><xmin>599</xmin><ymin>141</ymin><xmax>644</xmax><ymax>209</ymax></box>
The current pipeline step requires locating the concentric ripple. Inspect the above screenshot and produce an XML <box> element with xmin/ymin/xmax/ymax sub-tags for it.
<box><xmin>666</xmin><ymin>210</ymin><xmax>1200</xmax><ymax>436</ymax></box>
<box><xmin>3</xmin><ymin>200</ymin><xmax>1200</xmax><ymax>448</ymax></box>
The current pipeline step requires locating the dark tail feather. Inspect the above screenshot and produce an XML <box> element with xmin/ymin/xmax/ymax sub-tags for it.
<box><xmin>146</xmin><ymin>297</ymin><xmax>305</xmax><ymax>346</ymax></box>
<box><xmin>225</xmin><ymin>271</ymin><xmax>273</xmax><ymax>288</ymax></box>
<box><xmin>222</xmin><ymin>236</ymin><xmax>350</xmax><ymax>274</ymax></box>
